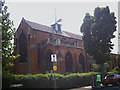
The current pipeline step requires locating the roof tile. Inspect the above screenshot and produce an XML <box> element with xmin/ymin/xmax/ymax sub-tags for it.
<box><xmin>24</xmin><ymin>19</ymin><xmax>82</xmax><ymax>40</ymax></box>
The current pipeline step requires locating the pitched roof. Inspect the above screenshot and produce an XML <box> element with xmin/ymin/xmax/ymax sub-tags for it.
<box><xmin>24</xmin><ymin>19</ymin><xmax>82</xmax><ymax>40</ymax></box>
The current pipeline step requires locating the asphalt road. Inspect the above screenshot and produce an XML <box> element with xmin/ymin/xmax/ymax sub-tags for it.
<box><xmin>92</xmin><ymin>86</ymin><xmax>120</xmax><ymax>90</ymax></box>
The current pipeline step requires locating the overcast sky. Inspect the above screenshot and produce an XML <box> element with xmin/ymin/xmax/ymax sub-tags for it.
<box><xmin>5</xmin><ymin>0</ymin><xmax>119</xmax><ymax>53</ymax></box>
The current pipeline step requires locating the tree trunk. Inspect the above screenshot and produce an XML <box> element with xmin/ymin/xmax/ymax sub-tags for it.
<box><xmin>99</xmin><ymin>63</ymin><xmax>105</xmax><ymax>79</ymax></box>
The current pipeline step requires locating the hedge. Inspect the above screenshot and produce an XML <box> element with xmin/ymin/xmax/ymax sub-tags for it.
<box><xmin>2</xmin><ymin>72</ymin><xmax>98</xmax><ymax>88</ymax></box>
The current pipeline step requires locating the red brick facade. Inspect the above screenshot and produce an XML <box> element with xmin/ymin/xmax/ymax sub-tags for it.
<box><xmin>12</xmin><ymin>18</ymin><xmax>90</xmax><ymax>74</ymax></box>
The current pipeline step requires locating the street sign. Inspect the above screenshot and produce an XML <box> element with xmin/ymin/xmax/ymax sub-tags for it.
<box><xmin>51</xmin><ymin>54</ymin><xmax>57</xmax><ymax>62</ymax></box>
<box><xmin>53</xmin><ymin>65</ymin><xmax>57</xmax><ymax>71</ymax></box>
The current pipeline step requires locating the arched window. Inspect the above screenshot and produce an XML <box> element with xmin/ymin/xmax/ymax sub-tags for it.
<box><xmin>37</xmin><ymin>43</ymin><xmax>41</xmax><ymax>63</ymax></box>
<box><xmin>19</xmin><ymin>32</ymin><xmax>27</xmax><ymax>63</ymax></box>
<box><xmin>78</xmin><ymin>53</ymin><xmax>85</xmax><ymax>73</ymax></box>
<box><xmin>114</xmin><ymin>57</ymin><xmax>117</xmax><ymax>68</ymax></box>
<box><xmin>65</xmin><ymin>51</ymin><xmax>73</xmax><ymax>73</ymax></box>
<box><xmin>45</xmin><ymin>50</ymin><xmax>53</xmax><ymax>72</ymax></box>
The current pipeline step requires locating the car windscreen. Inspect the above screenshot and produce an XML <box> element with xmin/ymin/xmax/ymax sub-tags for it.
<box><xmin>116</xmin><ymin>74</ymin><xmax>120</xmax><ymax>78</ymax></box>
<box><xmin>105</xmin><ymin>75</ymin><xmax>114</xmax><ymax>79</ymax></box>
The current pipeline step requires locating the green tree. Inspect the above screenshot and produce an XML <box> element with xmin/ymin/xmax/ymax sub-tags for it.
<box><xmin>1</xmin><ymin>1</ymin><xmax>19</xmax><ymax>71</ymax></box>
<box><xmin>91</xmin><ymin>63</ymin><xmax>109</xmax><ymax>72</ymax></box>
<box><xmin>80</xmin><ymin>6</ymin><xmax>117</xmax><ymax>72</ymax></box>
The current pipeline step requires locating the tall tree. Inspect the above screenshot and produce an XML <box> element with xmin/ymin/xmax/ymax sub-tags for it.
<box><xmin>80</xmin><ymin>6</ymin><xmax>117</xmax><ymax>72</ymax></box>
<box><xmin>1</xmin><ymin>1</ymin><xmax>19</xmax><ymax>71</ymax></box>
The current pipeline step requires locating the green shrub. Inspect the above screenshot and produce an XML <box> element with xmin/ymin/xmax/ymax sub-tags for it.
<box><xmin>2</xmin><ymin>72</ymin><xmax>15</xmax><ymax>88</ymax></box>
<box><xmin>2</xmin><ymin>72</ymin><xmax>98</xmax><ymax>88</ymax></box>
<box><xmin>106</xmin><ymin>67</ymin><xmax>120</xmax><ymax>75</ymax></box>
<box><xmin>107</xmin><ymin>71</ymin><xmax>120</xmax><ymax>75</ymax></box>
<box><xmin>112</xmin><ymin>67</ymin><xmax>120</xmax><ymax>72</ymax></box>
<box><xmin>55</xmin><ymin>73</ymin><xmax>66</xmax><ymax>88</ymax></box>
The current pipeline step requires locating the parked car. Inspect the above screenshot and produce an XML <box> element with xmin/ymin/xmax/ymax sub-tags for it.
<box><xmin>101</xmin><ymin>74</ymin><xmax>120</xmax><ymax>86</ymax></box>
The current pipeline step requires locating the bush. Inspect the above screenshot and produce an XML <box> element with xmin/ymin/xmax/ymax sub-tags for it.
<box><xmin>2</xmin><ymin>72</ymin><xmax>15</xmax><ymax>88</ymax></box>
<box><xmin>112</xmin><ymin>67</ymin><xmax>120</xmax><ymax>72</ymax></box>
<box><xmin>65</xmin><ymin>73</ymin><xmax>92</xmax><ymax>88</ymax></box>
<box><xmin>107</xmin><ymin>67</ymin><xmax>120</xmax><ymax>75</ymax></box>
<box><xmin>2</xmin><ymin>72</ymin><xmax>98</xmax><ymax>88</ymax></box>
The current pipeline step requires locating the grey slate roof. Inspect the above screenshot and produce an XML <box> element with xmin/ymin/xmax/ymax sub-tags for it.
<box><xmin>24</xmin><ymin>19</ymin><xmax>82</xmax><ymax>40</ymax></box>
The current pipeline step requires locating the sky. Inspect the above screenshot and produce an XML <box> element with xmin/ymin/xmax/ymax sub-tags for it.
<box><xmin>5</xmin><ymin>0</ymin><xmax>119</xmax><ymax>53</ymax></box>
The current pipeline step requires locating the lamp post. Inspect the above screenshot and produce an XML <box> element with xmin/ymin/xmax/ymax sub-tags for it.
<box><xmin>51</xmin><ymin>25</ymin><xmax>57</xmax><ymax>89</ymax></box>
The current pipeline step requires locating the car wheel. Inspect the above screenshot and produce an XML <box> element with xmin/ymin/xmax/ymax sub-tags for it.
<box><xmin>103</xmin><ymin>84</ymin><xmax>108</xmax><ymax>87</ymax></box>
<box><xmin>117</xmin><ymin>81</ymin><xmax>120</xmax><ymax>86</ymax></box>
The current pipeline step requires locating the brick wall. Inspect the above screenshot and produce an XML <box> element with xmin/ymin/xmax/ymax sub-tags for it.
<box><xmin>13</xmin><ymin>19</ymin><xmax>89</xmax><ymax>74</ymax></box>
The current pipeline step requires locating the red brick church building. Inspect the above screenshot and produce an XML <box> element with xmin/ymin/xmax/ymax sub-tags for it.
<box><xmin>12</xmin><ymin>18</ymin><xmax>91</xmax><ymax>74</ymax></box>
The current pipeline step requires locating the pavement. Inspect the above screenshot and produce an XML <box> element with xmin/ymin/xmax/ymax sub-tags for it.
<box><xmin>69</xmin><ymin>85</ymin><xmax>120</xmax><ymax>90</ymax></box>
<box><xmin>69</xmin><ymin>86</ymin><xmax>92</xmax><ymax>90</ymax></box>
<box><xmin>10</xmin><ymin>84</ymin><xmax>23</xmax><ymax>88</ymax></box>
<box><xmin>10</xmin><ymin>84</ymin><xmax>120</xmax><ymax>90</ymax></box>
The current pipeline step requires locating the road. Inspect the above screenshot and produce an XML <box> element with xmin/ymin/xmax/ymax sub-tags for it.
<box><xmin>92</xmin><ymin>86</ymin><xmax>120</xmax><ymax>90</ymax></box>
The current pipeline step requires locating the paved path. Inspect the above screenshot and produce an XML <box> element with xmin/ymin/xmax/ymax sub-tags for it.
<box><xmin>69</xmin><ymin>86</ymin><xmax>120</xmax><ymax>90</ymax></box>
<box><xmin>69</xmin><ymin>86</ymin><xmax>92</xmax><ymax>90</ymax></box>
